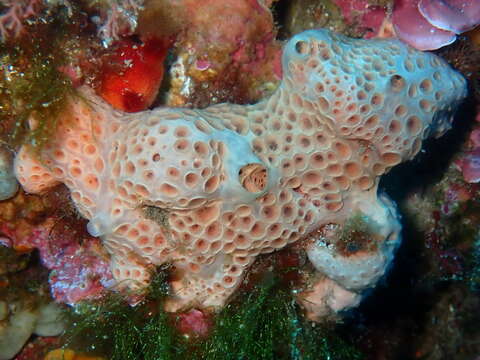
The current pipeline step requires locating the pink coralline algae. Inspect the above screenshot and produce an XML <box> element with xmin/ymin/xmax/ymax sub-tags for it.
<box><xmin>14</xmin><ymin>29</ymin><xmax>467</xmax><ymax>318</ymax></box>
<box><xmin>460</xmin><ymin>148</ymin><xmax>480</xmax><ymax>183</ymax></box>
<box><xmin>156</xmin><ymin>0</ymin><xmax>280</xmax><ymax>107</ymax></box>
<box><xmin>458</xmin><ymin>111</ymin><xmax>480</xmax><ymax>183</ymax></box>
<box><xmin>0</xmin><ymin>0</ymin><xmax>42</xmax><ymax>41</ymax></box>
<box><xmin>0</xmin><ymin>219</ymin><xmax>114</xmax><ymax>304</ymax></box>
<box><xmin>176</xmin><ymin>309</ymin><xmax>211</xmax><ymax>338</ymax></box>
<box><xmin>392</xmin><ymin>0</ymin><xmax>480</xmax><ymax>50</ymax></box>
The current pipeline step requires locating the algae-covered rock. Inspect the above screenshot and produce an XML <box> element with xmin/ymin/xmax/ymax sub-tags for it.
<box><xmin>0</xmin><ymin>146</ymin><xmax>18</xmax><ymax>201</ymax></box>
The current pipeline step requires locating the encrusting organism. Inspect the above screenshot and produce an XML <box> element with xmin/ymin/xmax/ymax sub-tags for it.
<box><xmin>13</xmin><ymin>29</ymin><xmax>467</xmax><ymax>318</ymax></box>
<box><xmin>0</xmin><ymin>145</ymin><xmax>18</xmax><ymax>200</ymax></box>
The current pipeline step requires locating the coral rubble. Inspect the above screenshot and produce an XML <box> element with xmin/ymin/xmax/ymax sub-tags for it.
<box><xmin>13</xmin><ymin>29</ymin><xmax>467</xmax><ymax>319</ymax></box>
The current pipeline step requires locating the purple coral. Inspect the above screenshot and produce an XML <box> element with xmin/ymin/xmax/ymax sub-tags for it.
<box><xmin>392</xmin><ymin>0</ymin><xmax>480</xmax><ymax>50</ymax></box>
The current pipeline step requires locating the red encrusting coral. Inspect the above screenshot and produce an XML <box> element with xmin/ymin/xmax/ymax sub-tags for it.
<box><xmin>97</xmin><ymin>37</ymin><xmax>172</xmax><ymax>112</ymax></box>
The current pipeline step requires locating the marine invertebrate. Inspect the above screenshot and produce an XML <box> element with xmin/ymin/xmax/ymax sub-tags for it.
<box><xmin>392</xmin><ymin>0</ymin><xmax>480</xmax><ymax>50</ymax></box>
<box><xmin>97</xmin><ymin>37</ymin><xmax>171</xmax><ymax>112</ymax></box>
<box><xmin>14</xmin><ymin>29</ymin><xmax>467</xmax><ymax>317</ymax></box>
<box><xmin>418</xmin><ymin>0</ymin><xmax>480</xmax><ymax>34</ymax></box>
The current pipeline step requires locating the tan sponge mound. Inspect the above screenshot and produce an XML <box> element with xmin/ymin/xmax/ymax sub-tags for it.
<box><xmin>14</xmin><ymin>29</ymin><xmax>467</xmax><ymax>318</ymax></box>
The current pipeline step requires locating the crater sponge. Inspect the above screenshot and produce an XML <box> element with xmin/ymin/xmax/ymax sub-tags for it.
<box><xmin>14</xmin><ymin>29</ymin><xmax>467</xmax><ymax>318</ymax></box>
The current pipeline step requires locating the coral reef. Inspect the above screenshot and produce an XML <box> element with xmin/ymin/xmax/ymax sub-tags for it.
<box><xmin>0</xmin><ymin>1</ymin><xmax>478</xmax><ymax>358</ymax></box>
<box><xmin>13</xmin><ymin>29</ymin><xmax>467</xmax><ymax>319</ymax></box>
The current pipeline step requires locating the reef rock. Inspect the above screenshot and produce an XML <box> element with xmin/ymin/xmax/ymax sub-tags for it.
<box><xmin>13</xmin><ymin>29</ymin><xmax>467</xmax><ymax>317</ymax></box>
<box><xmin>0</xmin><ymin>146</ymin><xmax>18</xmax><ymax>201</ymax></box>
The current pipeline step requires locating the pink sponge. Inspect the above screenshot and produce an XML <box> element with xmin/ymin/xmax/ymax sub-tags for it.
<box><xmin>14</xmin><ymin>29</ymin><xmax>467</xmax><ymax>318</ymax></box>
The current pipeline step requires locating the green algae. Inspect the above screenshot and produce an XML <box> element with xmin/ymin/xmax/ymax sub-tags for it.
<box><xmin>335</xmin><ymin>212</ymin><xmax>379</xmax><ymax>257</ymax></box>
<box><xmin>62</xmin><ymin>268</ymin><xmax>180</xmax><ymax>359</ymax></box>
<box><xmin>141</xmin><ymin>205</ymin><xmax>171</xmax><ymax>230</ymax></box>
<box><xmin>0</xmin><ymin>5</ymin><xmax>78</xmax><ymax>151</ymax></box>
<box><xmin>61</xmin><ymin>265</ymin><xmax>362</xmax><ymax>360</ymax></box>
<box><xmin>202</xmin><ymin>273</ymin><xmax>363</xmax><ymax>360</ymax></box>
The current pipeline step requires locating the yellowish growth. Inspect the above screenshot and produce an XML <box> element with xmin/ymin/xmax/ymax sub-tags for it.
<box><xmin>335</xmin><ymin>212</ymin><xmax>380</xmax><ymax>257</ymax></box>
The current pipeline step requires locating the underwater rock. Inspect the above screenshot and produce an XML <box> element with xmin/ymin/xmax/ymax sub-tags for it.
<box><xmin>159</xmin><ymin>0</ymin><xmax>280</xmax><ymax>107</ymax></box>
<box><xmin>13</xmin><ymin>29</ymin><xmax>467</xmax><ymax>318</ymax></box>
<box><xmin>0</xmin><ymin>146</ymin><xmax>18</xmax><ymax>201</ymax></box>
<box><xmin>283</xmin><ymin>0</ymin><xmax>388</xmax><ymax>39</ymax></box>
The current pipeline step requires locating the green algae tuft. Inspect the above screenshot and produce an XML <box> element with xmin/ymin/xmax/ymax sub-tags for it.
<box><xmin>0</xmin><ymin>4</ymin><xmax>83</xmax><ymax>151</ymax></box>
<box><xmin>202</xmin><ymin>273</ymin><xmax>363</xmax><ymax>360</ymax></box>
<box><xmin>336</xmin><ymin>212</ymin><xmax>380</xmax><ymax>257</ymax></box>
